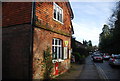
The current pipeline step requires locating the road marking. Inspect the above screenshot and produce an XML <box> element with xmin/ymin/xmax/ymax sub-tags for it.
<box><xmin>94</xmin><ymin>63</ymin><xmax>109</xmax><ymax>81</ymax></box>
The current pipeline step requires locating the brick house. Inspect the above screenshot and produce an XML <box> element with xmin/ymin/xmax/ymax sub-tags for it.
<box><xmin>2</xmin><ymin>2</ymin><xmax>74</xmax><ymax>79</ymax></box>
<box><xmin>2</xmin><ymin>2</ymin><xmax>33</xmax><ymax>79</ymax></box>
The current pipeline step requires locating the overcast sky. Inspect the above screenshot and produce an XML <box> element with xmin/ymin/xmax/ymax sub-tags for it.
<box><xmin>70</xmin><ymin>1</ymin><xmax>116</xmax><ymax>46</ymax></box>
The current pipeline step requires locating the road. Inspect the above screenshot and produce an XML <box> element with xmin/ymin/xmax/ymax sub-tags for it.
<box><xmin>56</xmin><ymin>55</ymin><xmax>120</xmax><ymax>80</ymax></box>
<box><xmin>78</xmin><ymin>55</ymin><xmax>120</xmax><ymax>80</ymax></box>
<box><xmin>94</xmin><ymin>59</ymin><xmax>120</xmax><ymax>79</ymax></box>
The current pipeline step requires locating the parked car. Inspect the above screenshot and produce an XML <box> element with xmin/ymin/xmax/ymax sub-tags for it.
<box><xmin>109</xmin><ymin>55</ymin><xmax>120</xmax><ymax>66</ymax></box>
<box><xmin>100</xmin><ymin>53</ymin><xmax>104</xmax><ymax>56</ymax></box>
<box><xmin>92</xmin><ymin>54</ymin><xmax>103</xmax><ymax>63</ymax></box>
<box><xmin>91</xmin><ymin>53</ymin><xmax>95</xmax><ymax>58</ymax></box>
<box><xmin>91</xmin><ymin>52</ymin><xmax>99</xmax><ymax>58</ymax></box>
<box><xmin>103</xmin><ymin>53</ymin><xmax>110</xmax><ymax>60</ymax></box>
<box><xmin>111</xmin><ymin>54</ymin><xmax>118</xmax><ymax>58</ymax></box>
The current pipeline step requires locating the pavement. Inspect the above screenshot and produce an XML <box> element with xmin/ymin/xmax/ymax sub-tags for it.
<box><xmin>77</xmin><ymin>56</ymin><xmax>100</xmax><ymax>79</ymax></box>
<box><xmin>55</xmin><ymin>56</ymin><xmax>101</xmax><ymax>80</ymax></box>
<box><xmin>55</xmin><ymin>63</ymin><xmax>84</xmax><ymax>79</ymax></box>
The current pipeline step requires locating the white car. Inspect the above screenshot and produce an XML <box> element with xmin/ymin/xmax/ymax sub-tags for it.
<box><xmin>103</xmin><ymin>54</ymin><xmax>110</xmax><ymax>60</ymax></box>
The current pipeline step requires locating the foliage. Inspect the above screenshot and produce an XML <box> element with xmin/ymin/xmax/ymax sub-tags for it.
<box><xmin>88</xmin><ymin>40</ymin><xmax>92</xmax><ymax>47</ymax></box>
<box><xmin>72</xmin><ymin>52</ymin><xmax>85</xmax><ymax>64</ymax></box>
<box><xmin>83</xmin><ymin>40</ymin><xmax>95</xmax><ymax>52</ymax></box>
<box><xmin>71</xmin><ymin>37</ymin><xmax>92</xmax><ymax>63</ymax></box>
<box><xmin>43</xmin><ymin>47</ymin><xmax>53</xmax><ymax>79</ymax></box>
<box><xmin>83</xmin><ymin>40</ymin><xmax>88</xmax><ymax>46</ymax></box>
<box><xmin>99</xmin><ymin>2</ymin><xmax>120</xmax><ymax>54</ymax></box>
<box><xmin>83</xmin><ymin>40</ymin><xmax>92</xmax><ymax>47</ymax></box>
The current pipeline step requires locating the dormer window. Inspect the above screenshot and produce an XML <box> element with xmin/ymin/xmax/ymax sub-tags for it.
<box><xmin>53</xmin><ymin>3</ymin><xmax>63</xmax><ymax>23</ymax></box>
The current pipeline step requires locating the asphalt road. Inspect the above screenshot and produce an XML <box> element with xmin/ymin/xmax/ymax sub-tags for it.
<box><xmin>94</xmin><ymin>59</ymin><xmax>120</xmax><ymax>79</ymax></box>
<box><xmin>78</xmin><ymin>55</ymin><xmax>120</xmax><ymax>80</ymax></box>
<box><xmin>56</xmin><ymin>55</ymin><xmax>120</xmax><ymax>80</ymax></box>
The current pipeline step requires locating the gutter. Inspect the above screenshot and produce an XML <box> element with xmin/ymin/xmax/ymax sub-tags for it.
<box><xmin>31</xmin><ymin>2</ymin><xmax>36</xmax><ymax>26</ymax></box>
<box><xmin>30</xmin><ymin>1</ymin><xmax>36</xmax><ymax>80</ymax></box>
<box><xmin>67</xmin><ymin>1</ymin><xmax>74</xmax><ymax>20</ymax></box>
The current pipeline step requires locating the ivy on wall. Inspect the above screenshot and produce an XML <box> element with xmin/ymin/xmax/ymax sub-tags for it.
<box><xmin>43</xmin><ymin>47</ymin><xmax>54</xmax><ymax>79</ymax></box>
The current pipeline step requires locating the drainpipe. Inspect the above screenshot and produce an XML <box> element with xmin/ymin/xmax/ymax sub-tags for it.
<box><xmin>30</xmin><ymin>1</ymin><xmax>36</xmax><ymax>80</ymax></box>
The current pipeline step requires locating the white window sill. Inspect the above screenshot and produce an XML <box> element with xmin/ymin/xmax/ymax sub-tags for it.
<box><xmin>52</xmin><ymin>59</ymin><xmax>64</xmax><ymax>63</ymax></box>
<box><xmin>53</xmin><ymin>18</ymin><xmax>64</xmax><ymax>25</ymax></box>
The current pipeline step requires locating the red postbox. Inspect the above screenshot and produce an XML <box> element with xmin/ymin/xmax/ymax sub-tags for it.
<box><xmin>55</xmin><ymin>62</ymin><xmax>58</xmax><ymax>75</ymax></box>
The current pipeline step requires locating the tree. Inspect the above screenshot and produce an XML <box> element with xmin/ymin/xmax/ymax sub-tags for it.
<box><xmin>99</xmin><ymin>1</ymin><xmax>120</xmax><ymax>54</ymax></box>
<box><xmin>88</xmin><ymin>40</ymin><xmax>92</xmax><ymax>47</ymax></box>
<box><xmin>109</xmin><ymin>1</ymin><xmax>120</xmax><ymax>53</ymax></box>
<box><xmin>83</xmin><ymin>40</ymin><xmax>88</xmax><ymax>46</ymax></box>
<box><xmin>99</xmin><ymin>24</ymin><xmax>112</xmax><ymax>53</ymax></box>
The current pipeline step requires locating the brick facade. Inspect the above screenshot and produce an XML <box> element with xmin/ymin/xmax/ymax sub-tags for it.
<box><xmin>2</xmin><ymin>2</ymin><xmax>32</xmax><ymax>79</ymax></box>
<box><xmin>35</xmin><ymin>2</ymin><xmax>73</xmax><ymax>36</ymax></box>
<box><xmin>33</xmin><ymin>28</ymin><xmax>71</xmax><ymax>79</ymax></box>
<box><xmin>33</xmin><ymin>2</ymin><xmax>73</xmax><ymax>79</ymax></box>
<box><xmin>2</xmin><ymin>2</ymin><xmax>73</xmax><ymax>79</ymax></box>
<box><xmin>2</xmin><ymin>2</ymin><xmax>32</xmax><ymax>27</ymax></box>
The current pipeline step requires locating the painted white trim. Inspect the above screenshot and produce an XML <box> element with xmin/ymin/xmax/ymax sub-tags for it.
<box><xmin>52</xmin><ymin>59</ymin><xmax>64</xmax><ymax>63</ymax></box>
<box><xmin>52</xmin><ymin>38</ymin><xmax>63</xmax><ymax>59</ymax></box>
<box><xmin>64</xmin><ymin>47</ymin><xmax>68</xmax><ymax>59</ymax></box>
<box><xmin>53</xmin><ymin>2</ymin><xmax>64</xmax><ymax>24</ymax></box>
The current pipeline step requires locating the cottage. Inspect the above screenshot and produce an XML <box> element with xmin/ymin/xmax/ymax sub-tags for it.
<box><xmin>33</xmin><ymin>2</ymin><xmax>74</xmax><ymax>79</ymax></box>
<box><xmin>2</xmin><ymin>1</ymin><xmax>74</xmax><ymax>79</ymax></box>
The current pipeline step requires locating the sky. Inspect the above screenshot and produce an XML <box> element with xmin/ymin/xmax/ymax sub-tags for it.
<box><xmin>70</xmin><ymin>1</ymin><xmax>116</xmax><ymax>46</ymax></box>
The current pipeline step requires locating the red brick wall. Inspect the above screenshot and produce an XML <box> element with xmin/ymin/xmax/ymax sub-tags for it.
<box><xmin>3</xmin><ymin>24</ymin><xmax>32</xmax><ymax>79</ymax></box>
<box><xmin>32</xmin><ymin>2</ymin><xmax>73</xmax><ymax>79</ymax></box>
<box><xmin>35</xmin><ymin>2</ymin><xmax>72</xmax><ymax>36</ymax></box>
<box><xmin>2</xmin><ymin>2</ymin><xmax>32</xmax><ymax>27</ymax></box>
<box><xmin>33</xmin><ymin>28</ymin><xmax>71</xmax><ymax>79</ymax></box>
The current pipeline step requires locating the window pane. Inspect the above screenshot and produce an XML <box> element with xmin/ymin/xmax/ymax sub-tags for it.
<box><xmin>59</xmin><ymin>47</ymin><xmax>60</xmax><ymax>58</ymax></box>
<box><xmin>60</xmin><ymin>14</ymin><xmax>62</xmax><ymax>22</ymax></box>
<box><xmin>52</xmin><ymin>39</ymin><xmax>54</xmax><ymax>45</ymax></box>
<box><xmin>59</xmin><ymin>9</ymin><xmax>62</xmax><ymax>22</ymax></box>
<box><xmin>58</xmin><ymin>40</ymin><xmax>60</xmax><ymax>45</ymax></box>
<box><xmin>60</xmin><ymin>47</ymin><xmax>62</xmax><ymax>59</ymax></box>
<box><xmin>55</xmin><ymin>39</ymin><xmax>57</xmax><ymax>45</ymax></box>
<box><xmin>55</xmin><ymin>47</ymin><xmax>57</xmax><ymax>59</ymax></box>
<box><xmin>57</xmin><ymin>7</ymin><xmax>59</xmax><ymax>21</ymax></box>
<box><xmin>54</xmin><ymin>4</ymin><xmax>57</xmax><ymax>19</ymax></box>
<box><xmin>54</xmin><ymin>9</ymin><xmax>56</xmax><ymax>19</ymax></box>
<box><xmin>52</xmin><ymin>46</ymin><xmax>55</xmax><ymax>59</ymax></box>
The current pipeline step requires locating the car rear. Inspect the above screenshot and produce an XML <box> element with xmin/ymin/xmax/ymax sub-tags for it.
<box><xmin>93</xmin><ymin>55</ymin><xmax>103</xmax><ymax>62</ymax></box>
<box><xmin>103</xmin><ymin>54</ymin><xmax>110</xmax><ymax>60</ymax></box>
<box><xmin>109</xmin><ymin>55</ymin><xmax>120</xmax><ymax>66</ymax></box>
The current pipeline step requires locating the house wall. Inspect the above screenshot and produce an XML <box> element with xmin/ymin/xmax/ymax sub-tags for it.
<box><xmin>33</xmin><ymin>28</ymin><xmax>71</xmax><ymax>79</ymax></box>
<box><xmin>35</xmin><ymin>2</ymin><xmax>72</xmax><ymax>36</ymax></box>
<box><xmin>2</xmin><ymin>24</ymin><xmax>32</xmax><ymax>79</ymax></box>
<box><xmin>2</xmin><ymin>2</ymin><xmax>73</xmax><ymax>79</ymax></box>
<box><xmin>33</xmin><ymin>2</ymin><xmax>72</xmax><ymax>79</ymax></box>
<box><xmin>2</xmin><ymin>2</ymin><xmax>32</xmax><ymax>27</ymax></box>
<box><xmin>2</xmin><ymin>3</ymin><xmax>32</xmax><ymax>79</ymax></box>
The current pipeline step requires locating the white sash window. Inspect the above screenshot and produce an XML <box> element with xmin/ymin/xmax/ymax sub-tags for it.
<box><xmin>53</xmin><ymin>3</ymin><xmax>63</xmax><ymax>23</ymax></box>
<box><xmin>52</xmin><ymin>38</ymin><xmax>63</xmax><ymax>59</ymax></box>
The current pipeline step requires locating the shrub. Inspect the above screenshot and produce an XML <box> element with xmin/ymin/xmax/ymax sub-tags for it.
<box><xmin>43</xmin><ymin>47</ymin><xmax>53</xmax><ymax>79</ymax></box>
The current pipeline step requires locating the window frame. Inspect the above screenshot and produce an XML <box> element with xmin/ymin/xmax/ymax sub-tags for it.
<box><xmin>63</xmin><ymin>47</ymin><xmax>68</xmax><ymax>59</ymax></box>
<box><xmin>53</xmin><ymin>2</ymin><xmax>63</xmax><ymax>24</ymax></box>
<box><xmin>52</xmin><ymin>38</ymin><xmax>63</xmax><ymax>60</ymax></box>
